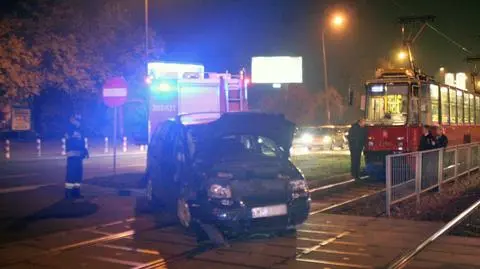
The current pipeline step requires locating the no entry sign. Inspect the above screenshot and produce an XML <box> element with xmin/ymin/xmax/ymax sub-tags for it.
<box><xmin>103</xmin><ymin>77</ymin><xmax>128</xmax><ymax>107</ymax></box>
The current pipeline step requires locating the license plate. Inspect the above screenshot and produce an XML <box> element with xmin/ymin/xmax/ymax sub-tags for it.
<box><xmin>251</xmin><ymin>204</ymin><xmax>287</xmax><ymax>219</ymax></box>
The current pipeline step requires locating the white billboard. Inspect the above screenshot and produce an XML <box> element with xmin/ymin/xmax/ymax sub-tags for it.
<box><xmin>148</xmin><ymin>62</ymin><xmax>204</xmax><ymax>79</ymax></box>
<box><xmin>251</xmin><ymin>56</ymin><xmax>303</xmax><ymax>84</ymax></box>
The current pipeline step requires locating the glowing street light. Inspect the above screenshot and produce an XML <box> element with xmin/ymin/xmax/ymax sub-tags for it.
<box><xmin>332</xmin><ymin>14</ymin><xmax>345</xmax><ymax>28</ymax></box>
<box><xmin>397</xmin><ymin>51</ymin><xmax>408</xmax><ymax>61</ymax></box>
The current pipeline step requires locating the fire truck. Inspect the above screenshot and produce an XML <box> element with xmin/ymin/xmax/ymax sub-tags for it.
<box><xmin>363</xmin><ymin>68</ymin><xmax>479</xmax><ymax>166</ymax></box>
<box><xmin>147</xmin><ymin>69</ymin><xmax>249</xmax><ymax>139</ymax></box>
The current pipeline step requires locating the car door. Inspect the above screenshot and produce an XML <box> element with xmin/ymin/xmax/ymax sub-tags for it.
<box><xmin>148</xmin><ymin>121</ymin><xmax>175</xmax><ymax>203</ymax></box>
<box><xmin>167</xmin><ymin>126</ymin><xmax>188</xmax><ymax>203</ymax></box>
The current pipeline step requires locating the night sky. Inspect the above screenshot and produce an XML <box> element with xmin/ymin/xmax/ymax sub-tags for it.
<box><xmin>2</xmin><ymin>0</ymin><xmax>479</xmax><ymax>93</ymax></box>
<box><xmin>152</xmin><ymin>0</ymin><xmax>479</xmax><ymax>92</ymax></box>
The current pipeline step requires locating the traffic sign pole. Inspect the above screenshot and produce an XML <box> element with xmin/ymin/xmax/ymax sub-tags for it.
<box><xmin>102</xmin><ymin>77</ymin><xmax>128</xmax><ymax>181</ymax></box>
<box><xmin>113</xmin><ymin>107</ymin><xmax>117</xmax><ymax>178</ymax></box>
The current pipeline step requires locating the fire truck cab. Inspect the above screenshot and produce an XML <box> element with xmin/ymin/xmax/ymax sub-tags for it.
<box><xmin>147</xmin><ymin>68</ymin><xmax>249</xmax><ymax>139</ymax></box>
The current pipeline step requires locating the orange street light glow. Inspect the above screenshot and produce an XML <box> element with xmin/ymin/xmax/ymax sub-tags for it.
<box><xmin>332</xmin><ymin>14</ymin><xmax>345</xmax><ymax>27</ymax></box>
<box><xmin>398</xmin><ymin>51</ymin><xmax>407</xmax><ymax>61</ymax></box>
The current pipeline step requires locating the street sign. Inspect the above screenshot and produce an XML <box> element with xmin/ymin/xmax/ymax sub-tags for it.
<box><xmin>103</xmin><ymin>77</ymin><xmax>128</xmax><ymax>107</ymax></box>
<box><xmin>102</xmin><ymin>77</ymin><xmax>128</xmax><ymax>180</ymax></box>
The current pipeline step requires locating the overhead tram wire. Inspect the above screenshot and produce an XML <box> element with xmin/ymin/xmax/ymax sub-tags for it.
<box><xmin>389</xmin><ymin>0</ymin><xmax>473</xmax><ymax>55</ymax></box>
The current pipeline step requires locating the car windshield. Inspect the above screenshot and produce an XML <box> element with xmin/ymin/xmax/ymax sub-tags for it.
<box><xmin>186</xmin><ymin>124</ymin><xmax>283</xmax><ymax>160</ymax></box>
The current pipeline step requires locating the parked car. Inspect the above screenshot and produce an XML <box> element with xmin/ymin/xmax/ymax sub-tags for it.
<box><xmin>293</xmin><ymin>125</ymin><xmax>349</xmax><ymax>150</ymax></box>
<box><xmin>145</xmin><ymin>112</ymin><xmax>311</xmax><ymax>235</ymax></box>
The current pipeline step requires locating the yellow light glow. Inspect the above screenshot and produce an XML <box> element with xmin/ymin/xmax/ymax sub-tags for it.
<box><xmin>332</xmin><ymin>14</ymin><xmax>345</xmax><ymax>27</ymax></box>
<box><xmin>439</xmin><ymin>67</ymin><xmax>445</xmax><ymax>72</ymax></box>
<box><xmin>398</xmin><ymin>51</ymin><xmax>407</xmax><ymax>61</ymax></box>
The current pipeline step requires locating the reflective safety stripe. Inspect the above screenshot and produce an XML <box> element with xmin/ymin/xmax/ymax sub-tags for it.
<box><xmin>67</xmin><ymin>151</ymin><xmax>82</xmax><ymax>157</ymax></box>
<box><xmin>65</xmin><ymin>183</ymin><xmax>75</xmax><ymax>189</ymax></box>
<box><xmin>73</xmin><ymin>183</ymin><xmax>81</xmax><ymax>188</ymax></box>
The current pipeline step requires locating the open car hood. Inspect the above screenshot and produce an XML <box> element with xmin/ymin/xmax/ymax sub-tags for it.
<box><xmin>205</xmin><ymin>112</ymin><xmax>296</xmax><ymax>152</ymax></box>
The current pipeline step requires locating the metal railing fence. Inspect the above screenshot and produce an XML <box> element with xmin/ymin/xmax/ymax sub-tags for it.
<box><xmin>386</xmin><ymin>143</ymin><xmax>480</xmax><ymax>216</ymax></box>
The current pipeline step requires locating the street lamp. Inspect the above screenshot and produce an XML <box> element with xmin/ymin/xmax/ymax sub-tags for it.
<box><xmin>332</xmin><ymin>14</ymin><xmax>345</xmax><ymax>28</ymax></box>
<box><xmin>397</xmin><ymin>51</ymin><xmax>408</xmax><ymax>61</ymax></box>
<box><xmin>322</xmin><ymin>11</ymin><xmax>346</xmax><ymax>124</ymax></box>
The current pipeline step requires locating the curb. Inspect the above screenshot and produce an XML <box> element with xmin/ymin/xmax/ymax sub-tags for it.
<box><xmin>0</xmin><ymin>152</ymin><xmax>146</xmax><ymax>163</ymax></box>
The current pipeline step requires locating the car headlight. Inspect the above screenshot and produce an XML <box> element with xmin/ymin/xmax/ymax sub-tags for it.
<box><xmin>323</xmin><ymin>135</ymin><xmax>332</xmax><ymax>143</ymax></box>
<box><xmin>301</xmin><ymin>133</ymin><xmax>314</xmax><ymax>144</ymax></box>
<box><xmin>208</xmin><ymin>184</ymin><xmax>232</xmax><ymax>199</ymax></box>
<box><xmin>289</xmin><ymin>180</ymin><xmax>308</xmax><ymax>192</ymax></box>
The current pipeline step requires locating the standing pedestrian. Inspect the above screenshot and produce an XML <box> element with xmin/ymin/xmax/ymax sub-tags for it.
<box><xmin>436</xmin><ymin>126</ymin><xmax>448</xmax><ymax>148</ymax></box>
<box><xmin>347</xmin><ymin>118</ymin><xmax>367</xmax><ymax>179</ymax></box>
<box><xmin>64</xmin><ymin>114</ymin><xmax>89</xmax><ymax>199</ymax></box>
<box><xmin>418</xmin><ymin>125</ymin><xmax>435</xmax><ymax>151</ymax></box>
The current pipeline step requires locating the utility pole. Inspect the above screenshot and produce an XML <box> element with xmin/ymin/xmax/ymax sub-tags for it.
<box><xmin>145</xmin><ymin>0</ymin><xmax>151</xmax><ymax>144</ymax></box>
<box><xmin>466</xmin><ymin>56</ymin><xmax>480</xmax><ymax>92</ymax></box>
<box><xmin>397</xmin><ymin>15</ymin><xmax>436</xmax><ymax>77</ymax></box>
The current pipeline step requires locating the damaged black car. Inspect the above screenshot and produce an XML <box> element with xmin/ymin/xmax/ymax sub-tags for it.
<box><xmin>145</xmin><ymin>112</ymin><xmax>311</xmax><ymax>234</ymax></box>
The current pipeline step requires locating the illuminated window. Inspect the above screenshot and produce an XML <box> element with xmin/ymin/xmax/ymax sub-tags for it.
<box><xmin>469</xmin><ymin>94</ymin><xmax>475</xmax><ymax>124</ymax></box>
<box><xmin>430</xmin><ymin>84</ymin><xmax>439</xmax><ymax>124</ymax></box>
<box><xmin>449</xmin><ymin>89</ymin><xmax>457</xmax><ymax>124</ymax></box>
<box><xmin>440</xmin><ymin>87</ymin><xmax>449</xmax><ymax>124</ymax></box>
<box><xmin>457</xmin><ymin>91</ymin><xmax>464</xmax><ymax>124</ymax></box>
<box><xmin>476</xmin><ymin>96</ymin><xmax>480</xmax><ymax>125</ymax></box>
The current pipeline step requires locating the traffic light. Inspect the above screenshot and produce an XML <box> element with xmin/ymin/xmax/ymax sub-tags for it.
<box><xmin>348</xmin><ymin>88</ymin><xmax>354</xmax><ymax>106</ymax></box>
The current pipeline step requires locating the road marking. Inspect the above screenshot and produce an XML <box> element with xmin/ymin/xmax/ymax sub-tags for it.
<box><xmin>98</xmin><ymin>243</ymin><xmax>160</xmax><ymax>255</ymax></box>
<box><xmin>89</xmin><ymin>256</ymin><xmax>144</xmax><ymax>267</ymax></box>
<box><xmin>0</xmin><ymin>173</ymin><xmax>39</xmax><ymax>179</ymax></box>
<box><xmin>0</xmin><ymin>183</ymin><xmax>55</xmax><ymax>194</ymax></box>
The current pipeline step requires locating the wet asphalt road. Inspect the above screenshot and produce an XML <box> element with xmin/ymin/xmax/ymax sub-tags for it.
<box><xmin>0</xmin><ymin>151</ymin><xmax>367</xmax><ymax>268</ymax></box>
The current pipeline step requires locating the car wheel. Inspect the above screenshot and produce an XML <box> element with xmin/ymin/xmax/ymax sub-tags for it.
<box><xmin>177</xmin><ymin>198</ymin><xmax>192</xmax><ymax>228</ymax></box>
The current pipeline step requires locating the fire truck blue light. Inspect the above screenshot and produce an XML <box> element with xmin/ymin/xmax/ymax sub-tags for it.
<box><xmin>151</xmin><ymin>82</ymin><xmax>175</xmax><ymax>93</ymax></box>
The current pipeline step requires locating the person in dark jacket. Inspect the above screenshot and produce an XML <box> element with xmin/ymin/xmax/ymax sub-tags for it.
<box><xmin>418</xmin><ymin>125</ymin><xmax>435</xmax><ymax>151</ymax></box>
<box><xmin>347</xmin><ymin>118</ymin><xmax>367</xmax><ymax>179</ymax></box>
<box><xmin>436</xmin><ymin>126</ymin><xmax>448</xmax><ymax>148</ymax></box>
<box><xmin>64</xmin><ymin>114</ymin><xmax>89</xmax><ymax>199</ymax></box>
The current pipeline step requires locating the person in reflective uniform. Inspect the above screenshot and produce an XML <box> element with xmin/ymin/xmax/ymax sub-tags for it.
<box><xmin>65</xmin><ymin>114</ymin><xmax>89</xmax><ymax>199</ymax></box>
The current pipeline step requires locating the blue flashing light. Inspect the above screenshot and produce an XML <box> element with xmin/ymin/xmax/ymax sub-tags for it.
<box><xmin>150</xmin><ymin>79</ymin><xmax>177</xmax><ymax>94</ymax></box>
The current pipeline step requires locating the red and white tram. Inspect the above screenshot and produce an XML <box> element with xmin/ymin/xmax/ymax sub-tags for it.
<box><xmin>363</xmin><ymin>68</ymin><xmax>478</xmax><ymax>166</ymax></box>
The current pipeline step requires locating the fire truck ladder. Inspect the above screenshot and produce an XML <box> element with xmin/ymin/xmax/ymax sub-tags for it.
<box><xmin>226</xmin><ymin>80</ymin><xmax>244</xmax><ymax>112</ymax></box>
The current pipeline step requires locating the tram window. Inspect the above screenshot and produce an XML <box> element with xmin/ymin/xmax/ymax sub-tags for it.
<box><xmin>476</xmin><ymin>96</ymin><xmax>480</xmax><ymax>125</ymax></box>
<box><xmin>449</xmin><ymin>89</ymin><xmax>457</xmax><ymax>124</ymax></box>
<box><xmin>440</xmin><ymin>87</ymin><xmax>449</xmax><ymax>124</ymax></box>
<box><xmin>464</xmin><ymin>93</ymin><xmax>471</xmax><ymax>124</ymax></box>
<box><xmin>430</xmin><ymin>84</ymin><xmax>439</xmax><ymax>124</ymax></box>
<box><xmin>469</xmin><ymin>94</ymin><xmax>474</xmax><ymax>124</ymax></box>
<box><xmin>457</xmin><ymin>91</ymin><xmax>464</xmax><ymax>124</ymax></box>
